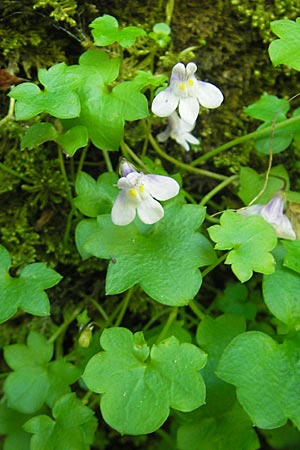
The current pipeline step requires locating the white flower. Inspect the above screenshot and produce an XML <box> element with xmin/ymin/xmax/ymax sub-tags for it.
<box><xmin>111</xmin><ymin>160</ymin><xmax>180</xmax><ymax>226</ymax></box>
<box><xmin>157</xmin><ymin>112</ymin><xmax>200</xmax><ymax>151</ymax></box>
<box><xmin>238</xmin><ymin>193</ymin><xmax>296</xmax><ymax>240</ymax></box>
<box><xmin>151</xmin><ymin>62</ymin><xmax>224</xmax><ymax>124</ymax></box>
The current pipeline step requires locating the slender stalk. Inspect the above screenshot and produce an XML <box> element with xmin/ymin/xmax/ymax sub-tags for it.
<box><xmin>199</xmin><ymin>175</ymin><xmax>239</xmax><ymax>206</ymax></box>
<box><xmin>48</xmin><ymin>305</ymin><xmax>84</xmax><ymax>344</ymax></box>
<box><xmin>76</xmin><ymin>145</ymin><xmax>89</xmax><ymax>176</ymax></box>
<box><xmin>102</xmin><ymin>149</ymin><xmax>113</xmax><ymax>172</ymax></box>
<box><xmin>155</xmin><ymin>307</ymin><xmax>178</xmax><ymax>343</ymax></box>
<box><xmin>57</xmin><ymin>147</ymin><xmax>73</xmax><ymax>205</ymax></box>
<box><xmin>189</xmin><ymin>300</ymin><xmax>205</xmax><ymax>320</ymax></box>
<box><xmin>114</xmin><ymin>288</ymin><xmax>135</xmax><ymax>327</ymax></box>
<box><xmin>191</xmin><ymin>115</ymin><xmax>300</xmax><ymax>166</ymax></box>
<box><xmin>149</xmin><ymin>134</ymin><xmax>227</xmax><ymax>180</ymax></box>
<box><xmin>201</xmin><ymin>253</ymin><xmax>228</xmax><ymax>278</ymax></box>
<box><xmin>120</xmin><ymin>141</ymin><xmax>150</xmax><ymax>172</ymax></box>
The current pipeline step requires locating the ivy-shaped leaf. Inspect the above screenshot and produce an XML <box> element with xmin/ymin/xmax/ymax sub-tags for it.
<box><xmin>282</xmin><ymin>239</ymin><xmax>300</xmax><ymax>274</ymax></box>
<box><xmin>90</xmin><ymin>14</ymin><xmax>146</xmax><ymax>48</ymax></box>
<box><xmin>63</xmin><ymin>49</ymin><xmax>149</xmax><ymax>151</ymax></box>
<box><xmin>76</xmin><ymin>202</ymin><xmax>216</xmax><ymax>306</ymax></box>
<box><xmin>269</xmin><ymin>18</ymin><xmax>300</xmax><ymax>70</ymax></box>
<box><xmin>82</xmin><ymin>327</ymin><xmax>207</xmax><ymax>435</ymax></box>
<box><xmin>238</xmin><ymin>165</ymin><xmax>288</xmax><ymax>205</ymax></box>
<box><xmin>217</xmin><ymin>331</ymin><xmax>300</xmax><ymax>429</ymax></box>
<box><xmin>73</xmin><ymin>171</ymin><xmax>118</xmax><ymax>217</ymax></box>
<box><xmin>0</xmin><ymin>245</ymin><xmax>62</xmax><ymax>323</ymax></box>
<box><xmin>244</xmin><ymin>94</ymin><xmax>300</xmax><ymax>154</ymax></box>
<box><xmin>21</xmin><ymin>123</ymin><xmax>58</xmax><ymax>149</ymax></box>
<box><xmin>24</xmin><ymin>393</ymin><xmax>97</xmax><ymax>450</ymax></box>
<box><xmin>4</xmin><ymin>331</ymin><xmax>81</xmax><ymax>413</ymax></box>
<box><xmin>263</xmin><ymin>245</ymin><xmax>300</xmax><ymax>329</ymax></box>
<box><xmin>208</xmin><ymin>211</ymin><xmax>277</xmax><ymax>282</ymax></box>
<box><xmin>0</xmin><ymin>402</ymin><xmax>33</xmax><ymax>450</ymax></box>
<box><xmin>9</xmin><ymin>63</ymin><xmax>81</xmax><ymax>120</ymax></box>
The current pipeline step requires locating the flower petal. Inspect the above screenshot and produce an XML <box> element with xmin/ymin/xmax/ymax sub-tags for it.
<box><xmin>157</xmin><ymin>126</ymin><xmax>171</xmax><ymax>143</ymax></box>
<box><xmin>111</xmin><ymin>191</ymin><xmax>137</xmax><ymax>226</ymax></box>
<box><xmin>183</xmin><ymin>132</ymin><xmax>200</xmax><ymax>145</ymax></box>
<box><xmin>196</xmin><ymin>81</ymin><xmax>224</xmax><ymax>108</ymax></box>
<box><xmin>273</xmin><ymin>216</ymin><xmax>296</xmax><ymax>240</ymax></box>
<box><xmin>170</xmin><ymin>63</ymin><xmax>186</xmax><ymax>82</ymax></box>
<box><xmin>238</xmin><ymin>204</ymin><xmax>264</xmax><ymax>218</ymax></box>
<box><xmin>120</xmin><ymin>159</ymin><xmax>137</xmax><ymax>177</ymax></box>
<box><xmin>178</xmin><ymin>97</ymin><xmax>199</xmax><ymax>124</ymax></box>
<box><xmin>137</xmin><ymin>197</ymin><xmax>164</xmax><ymax>224</ymax></box>
<box><xmin>151</xmin><ymin>89</ymin><xmax>179</xmax><ymax>117</ymax></box>
<box><xmin>144</xmin><ymin>174</ymin><xmax>179</xmax><ymax>201</ymax></box>
<box><xmin>186</xmin><ymin>62</ymin><xmax>197</xmax><ymax>78</ymax></box>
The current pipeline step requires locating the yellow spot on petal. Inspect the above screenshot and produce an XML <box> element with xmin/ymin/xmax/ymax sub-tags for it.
<box><xmin>129</xmin><ymin>188</ymin><xmax>137</xmax><ymax>198</ymax></box>
<box><xmin>138</xmin><ymin>185</ymin><xmax>145</xmax><ymax>193</ymax></box>
<box><xmin>178</xmin><ymin>82</ymin><xmax>186</xmax><ymax>91</ymax></box>
<box><xmin>188</xmin><ymin>79</ymin><xmax>194</xmax><ymax>87</ymax></box>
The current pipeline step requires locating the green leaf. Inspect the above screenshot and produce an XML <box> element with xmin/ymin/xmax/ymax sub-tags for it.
<box><xmin>56</xmin><ymin>125</ymin><xmax>89</xmax><ymax>156</ymax></box>
<box><xmin>177</xmin><ymin>315</ymin><xmax>259</xmax><ymax>450</ymax></box>
<box><xmin>73</xmin><ymin>171</ymin><xmax>118</xmax><ymax>217</ymax></box>
<box><xmin>21</xmin><ymin>123</ymin><xmax>58</xmax><ymax>150</ymax></box>
<box><xmin>238</xmin><ymin>165</ymin><xmax>288</xmax><ymax>205</ymax></box>
<box><xmin>245</xmin><ymin>94</ymin><xmax>289</xmax><ymax>121</ymax></box>
<box><xmin>9</xmin><ymin>63</ymin><xmax>81</xmax><ymax>120</ymax></box>
<box><xmin>244</xmin><ymin>94</ymin><xmax>300</xmax><ymax>154</ymax></box>
<box><xmin>269</xmin><ymin>18</ymin><xmax>300</xmax><ymax>70</ymax></box>
<box><xmin>263</xmin><ymin>245</ymin><xmax>300</xmax><ymax>328</ymax></box>
<box><xmin>106</xmin><ymin>81</ymin><xmax>149</xmax><ymax>121</ymax></box>
<box><xmin>208</xmin><ymin>211</ymin><xmax>277</xmax><ymax>282</ymax></box>
<box><xmin>90</xmin><ymin>14</ymin><xmax>146</xmax><ymax>48</ymax></box>
<box><xmin>0</xmin><ymin>245</ymin><xmax>62</xmax><ymax>323</ymax></box>
<box><xmin>4</xmin><ymin>331</ymin><xmax>80</xmax><ymax>413</ymax></box>
<box><xmin>214</xmin><ymin>283</ymin><xmax>256</xmax><ymax>319</ymax></box>
<box><xmin>76</xmin><ymin>202</ymin><xmax>216</xmax><ymax>306</ymax></box>
<box><xmin>217</xmin><ymin>331</ymin><xmax>300</xmax><ymax>429</ymax></box>
<box><xmin>177</xmin><ymin>402</ymin><xmax>260</xmax><ymax>450</ymax></box>
<box><xmin>0</xmin><ymin>402</ymin><xmax>32</xmax><ymax>450</ymax></box>
<box><xmin>282</xmin><ymin>240</ymin><xmax>300</xmax><ymax>274</ymax></box>
<box><xmin>24</xmin><ymin>393</ymin><xmax>97</xmax><ymax>450</ymax></box>
<box><xmin>82</xmin><ymin>327</ymin><xmax>207</xmax><ymax>434</ymax></box>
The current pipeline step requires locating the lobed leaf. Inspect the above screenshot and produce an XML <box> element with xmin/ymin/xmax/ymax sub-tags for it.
<box><xmin>82</xmin><ymin>327</ymin><xmax>207</xmax><ymax>435</ymax></box>
<box><xmin>4</xmin><ymin>331</ymin><xmax>81</xmax><ymax>414</ymax></box>
<box><xmin>76</xmin><ymin>202</ymin><xmax>216</xmax><ymax>306</ymax></box>
<box><xmin>24</xmin><ymin>393</ymin><xmax>97</xmax><ymax>450</ymax></box>
<box><xmin>217</xmin><ymin>331</ymin><xmax>300</xmax><ymax>429</ymax></box>
<box><xmin>90</xmin><ymin>14</ymin><xmax>146</xmax><ymax>48</ymax></box>
<box><xmin>263</xmin><ymin>245</ymin><xmax>300</xmax><ymax>329</ymax></box>
<box><xmin>0</xmin><ymin>245</ymin><xmax>62</xmax><ymax>323</ymax></box>
<box><xmin>208</xmin><ymin>211</ymin><xmax>277</xmax><ymax>282</ymax></box>
<box><xmin>269</xmin><ymin>18</ymin><xmax>300</xmax><ymax>70</ymax></box>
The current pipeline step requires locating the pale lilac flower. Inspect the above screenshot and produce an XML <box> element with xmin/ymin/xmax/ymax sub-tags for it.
<box><xmin>239</xmin><ymin>193</ymin><xmax>296</xmax><ymax>240</ymax></box>
<box><xmin>111</xmin><ymin>160</ymin><xmax>180</xmax><ymax>226</ymax></box>
<box><xmin>151</xmin><ymin>62</ymin><xmax>224</xmax><ymax>124</ymax></box>
<box><xmin>157</xmin><ymin>111</ymin><xmax>200</xmax><ymax>151</ymax></box>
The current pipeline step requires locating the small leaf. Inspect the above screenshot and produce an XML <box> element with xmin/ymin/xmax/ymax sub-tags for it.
<box><xmin>10</xmin><ymin>63</ymin><xmax>81</xmax><ymax>120</ymax></box>
<box><xmin>0</xmin><ymin>402</ymin><xmax>33</xmax><ymax>450</ymax></box>
<box><xmin>0</xmin><ymin>245</ymin><xmax>62</xmax><ymax>323</ymax></box>
<box><xmin>282</xmin><ymin>239</ymin><xmax>300</xmax><ymax>273</ymax></box>
<box><xmin>208</xmin><ymin>211</ymin><xmax>277</xmax><ymax>282</ymax></box>
<box><xmin>21</xmin><ymin>123</ymin><xmax>58</xmax><ymax>149</ymax></box>
<box><xmin>269</xmin><ymin>18</ymin><xmax>300</xmax><ymax>70</ymax></box>
<box><xmin>73</xmin><ymin>171</ymin><xmax>118</xmax><ymax>217</ymax></box>
<box><xmin>56</xmin><ymin>125</ymin><xmax>89</xmax><ymax>156</ymax></box>
<box><xmin>76</xmin><ymin>202</ymin><xmax>216</xmax><ymax>306</ymax></box>
<box><xmin>263</xmin><ymin>245</ymin><xmax>300</xmax><ymax>328</ymax></box>
<box><xmin>90</xmin><ymin>14</ymin><xmax>146</xmax><ymax>48</ymax></box>
<box><xmin>4</xmin><ymin>331</ymin><xmax>81</xmax><ymax>414</ymax></box>
<box><xmin>24</xmin><ymin>393</ymin><xmax>97</xmax><ymax>450</ymax></box>
<box><xmin>217</xmin><ymin>331</ymin><xmax>300</xmax><ymax>429</ymax></box>
<box><xmin>238</xmin><ymin>166</ymin><xmax>288</xmax><ymax>205</ymax></box>
<box><xmin>82</xmin><ymin>327</ymin><xmax>207</xmax><ymax>434</ymax></box>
